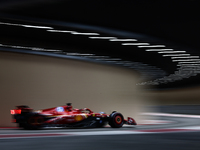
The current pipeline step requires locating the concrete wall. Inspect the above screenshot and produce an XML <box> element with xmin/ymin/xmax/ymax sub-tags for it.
<box><xmin>0</xmin><ymin>51</ymin><xmax>151</xmax><ymax>127</ymax></box>
<box><xmin>151</xmin><ymin>87</ymin><xmax>200</xmax><ymax>105</ymax></box>
<box><xmin>144</xmin><ymin>87</ymin><xmax>200</xmax><ymax>116</ymax></box>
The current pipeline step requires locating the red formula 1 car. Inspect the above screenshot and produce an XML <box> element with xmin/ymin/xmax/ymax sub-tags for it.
<box><xmin>10</xmin><ymin>103</ymin><xmax>137</xmax><ymax>129</ymax></box>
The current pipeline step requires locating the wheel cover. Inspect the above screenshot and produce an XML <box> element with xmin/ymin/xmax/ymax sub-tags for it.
<box><xmin>115</xmin><ymin>115</ymin><xmax>122</xmax><ymax>124</ymax></box>
<box><xmin>28</xmin><ymin>116</ymin><xmax>44</xmax><ymax>126</ymax></box>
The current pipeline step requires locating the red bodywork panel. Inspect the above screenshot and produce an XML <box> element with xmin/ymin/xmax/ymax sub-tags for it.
<box><xmin>33</xmin><ymin>105</ymin><xmax>108</xmax><ymax>124</ymax></box>
<box><xmin>10</xmin><ymin>104</ymin><xmax>137</xmax><ymax>128</ymax></box>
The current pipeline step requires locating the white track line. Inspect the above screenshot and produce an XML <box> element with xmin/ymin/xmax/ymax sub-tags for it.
<box><xmin>142</xmin><ymin>112</ymin><xmax>200</xmax><ymax>118</ymax></box>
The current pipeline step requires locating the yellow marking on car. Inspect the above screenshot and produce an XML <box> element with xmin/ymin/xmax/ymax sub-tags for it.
<box><xmin>74</xmin><ymin>115</ymin><xmax>83</xmax><ymax>121</ymax></box>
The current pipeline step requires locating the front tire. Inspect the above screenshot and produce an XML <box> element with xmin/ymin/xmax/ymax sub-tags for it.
<box><xmin>109</xmin><ymin>112</ymin><xmax>124</xmax><ymax>128</ymax></box>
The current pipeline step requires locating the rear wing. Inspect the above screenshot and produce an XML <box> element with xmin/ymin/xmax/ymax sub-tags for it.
<box><xmin>10</xmin><ymin>105</ymin><xmax>32</xmax><ymax>115</ymax></box>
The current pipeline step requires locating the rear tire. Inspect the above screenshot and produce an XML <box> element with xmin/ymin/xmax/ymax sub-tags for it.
<box><xmin>23</xmin><ymin>114</ymin><xmax>44</xmax><ymax>130</ymax></box>
<box><xmin>109</xmin><ymin>112</ymin><xmax>124</xmax><ymax>128</ymax></box>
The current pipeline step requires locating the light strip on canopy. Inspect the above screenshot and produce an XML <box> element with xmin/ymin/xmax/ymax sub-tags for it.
<box><xmin>47</xmin><ymin>30</ymin><xmax>73</xmax><ymax>33</ymax></box>
<box><xmin>146</xmin><ymin>49</ymin><xmax>173</xmax><ymax>52</ymax></box>
<box><xmin>138</xmin><ymin>45</ymin><xmax>166</xmax><ymax>48</ymax></box>
<box><xmin>71</xmin><ymin>32</ymin><xmax>99</xmax><ymax>35</ymax></box>
<box><xmin>177</xmin><ymin>64</ymin><xmax>200</xmax><ymax>66</ymax></box>
<box><xmin>0</xmin><ymin>21</ymin><xmax>53</xmax><ymax>29</ymax></box>
<box><xmin>122</xmin><ymin>43</ymin><xmax>149</xmax><ymax>46</ymax></box>
<box><xmin>22</xmin><ymin>25</ymin><xmax>53</xmax><ymax>29</ymax></box>
<box><xmin>109</xmin><ymin>39</ymin><xmax>137</xmax><ymax>41</ymax></box>
<box><xmin>89</xmin><ymin>37</ymin><xmax>116</xmax><ymax>39</ymax></box>
<box><xmin>178</xmin><ymin>61</ymin><xmax>200</xmax><ymax>64</ymax></box>
<box><xmin>66</xmin><ymin>53</ymin><xmax>95</xmax><ymax>56</ymax></box>
<box><xmin>171</xmin><ymin>56</ymin><xmax>199</xmax><ymax>59</ymax></box>
<box><xmin>47</xmin><ymin>30</ymin><xmax>100</xmax><ymax>35</ymax></box>
<box><xmin>173</xmin><ymin>59</ymin><xmax>200</xmax><ymax>62</ymax></box>
<box><xmin>162</xmin><ymin>54</ymin><xmax>190</xmax><ymax>57</ymax></box>
<box><xmin>95</xmin><ymin>58</ymin><xmax>122</xmax><ymax>61</ymax></box>
<box><xmin>84</xmin><ymin>56</ymin><xmax>109</xmax><ymax>58</ymax></box>
<box><xmin>158</xmin><ymin>51</ymin><xmax>186</xmax><ymax>54</ymax></box>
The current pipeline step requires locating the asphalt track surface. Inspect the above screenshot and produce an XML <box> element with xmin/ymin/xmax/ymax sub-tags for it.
<box><xmin>1</xmin><ymin>114</ymin><xmax>200</xmax><ymax>150</ymax></box>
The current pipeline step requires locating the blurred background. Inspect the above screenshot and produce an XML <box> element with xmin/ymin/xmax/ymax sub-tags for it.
<box><xmin>0</xmin><ymin>0</ymin><xmax>200</xmax><ymax>127</ymax></box>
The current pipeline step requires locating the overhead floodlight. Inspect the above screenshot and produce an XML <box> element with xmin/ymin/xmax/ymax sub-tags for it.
<box><xmin>71</xmin><ymin>32</ymin><xmax>99</xmax><ymax>35</ymax></box>
<box><xmin>0</xmin><ymin>21</ymin><xmax>53</xmax><ymax>29</ymax></box>
<box><xmin>67</xmin><ymin>53</ymin><xmax>95</xmax><ymax>56</ymax></box>
<box><xmin>89</xmin><ymin>37</ymin><xmax>116</xmax><ymax>39</ymax></box>
<box><xmin>22</xmin><ymin>25</ymin><xmax>53</xmax><ymax>29</ymax></box>
<box><xmin>178</xmin><ymin>61</ymin><xmax>200</xmax><ymax>64</ymax></box>
<box><xmin>109</xmin><ymin>39</ymin><xmax>137</xmax><ymax>42</ymax></box>
<box><xmin>47</xmin><ymin>30</ymin><xmax>73</xmax><ymax>33</ymax></box>
<box><xmin>0</xmin><ymin>43</ymin><xmax>62</xmax><ymax>52</ymax></box>
<box><xmin>96</xmin><ymin>58</ymin><xmax>121</xmax><ymax>61</ymax></box>
<box><xmin>32</xmin><ymin>48</ymin><xmax>61</xmax><ymax>52</ymax></box>
<box><xmin>177</xmin><ymin>64</ymin><xmax>200</xmax><ymax>66</ymax></box>
<box><xmin>122</xmin><ymin>43</ymin><xmax>149</xmax><ymax>46</ymax></box>
<box><xmin>146</xmin><ymin>49</ymin><xmax>173</xmax><ymax>52</ymax></box>
<box><xmin>172</xmin><ymin>59</ymin><xmax>200</xmax><ymax>62</ymax></box>
<box><xmin>0</xmin><ymin>22</ymin><xmax>18</xmax><ymax>26</ymax></box>
<box><xmin>158</xmin><ymin>51</ymin><xmax>186</xmax><ymax>54</ymax></box>
<box><xmin>162</xmin><ymin>54</ymin><xmax>190</xmax><ymax>57</ymax></box>
<box><xmin>138</xmin><ymin>45</ymin><xmax>166</xmax><ymax>48</ymax></box>
<box><xmin>171</xmin><ymin>56</ymin><xmax>199</xmax><ymax>59</ymax></box>
<box><xmin>84</xmin><ymin>56</ymin><xmax>109</xmax><ymax>58</ymax></box>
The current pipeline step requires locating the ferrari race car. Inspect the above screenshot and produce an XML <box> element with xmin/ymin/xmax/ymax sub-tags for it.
<box><xmin>10</xmin><ymin>103</ymin><xmax>137</xmax><ymax>129</ymax></box>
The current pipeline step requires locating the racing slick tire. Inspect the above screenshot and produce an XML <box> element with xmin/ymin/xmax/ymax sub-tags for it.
<box><xmin>22</xmin><ymin>114</ymin><xmax>44</xmax><ymax>130</ymax></box>
<box><xmin>109</xmin><ymin>112</ymin><xmax>124</xmax><ymax>128</ymax></box>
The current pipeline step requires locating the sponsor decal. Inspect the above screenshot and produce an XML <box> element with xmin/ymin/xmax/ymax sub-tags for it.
<box><xmin>128</xmin><ymin>118</ymin><xmax>133</xmax><ymax>124</ymax></box>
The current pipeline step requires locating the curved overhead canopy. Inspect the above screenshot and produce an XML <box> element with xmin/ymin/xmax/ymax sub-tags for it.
<box><xmin>0</xmin><ymin>0</ymin><xmax>199</xmax><ymax>89</ymax></box>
